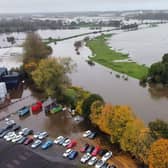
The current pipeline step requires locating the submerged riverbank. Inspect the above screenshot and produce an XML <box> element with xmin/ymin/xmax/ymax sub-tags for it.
<box><xmin>86</xmin><ymin>34</ymin><xmax>148</xmax><ymax>79</ymax></box>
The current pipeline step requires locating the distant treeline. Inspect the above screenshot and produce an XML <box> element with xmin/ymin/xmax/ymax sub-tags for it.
<box><xmin>0</xmin><ymin>18</ymin><xmax>121</xmax><ymax>33</ymax></box>
<box><xmin>127</xmin><ymin>12</ymin><xmax>168</xmax><ymax>20</ymax></box>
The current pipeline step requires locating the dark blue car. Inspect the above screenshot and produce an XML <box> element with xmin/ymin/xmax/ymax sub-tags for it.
<box><xmin>68</xmin><ymin>150</ymin><xmax>78</xmax><ymax>160</ymax></box>
<box><xmin>18</xmin><ymin>106</ymin><xmax>30</xmax><ymax>117</ymax></box>
<box><xmin>41</xmin><ymin>140</ymin><xmax>53</xmax><ymax>150</ymax></box>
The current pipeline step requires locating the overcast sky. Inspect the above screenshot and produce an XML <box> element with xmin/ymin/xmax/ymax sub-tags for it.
<box><xmin>0</xmin><ymin>0</ymin><xmax>168</xmax><ymax>13</ymax></box>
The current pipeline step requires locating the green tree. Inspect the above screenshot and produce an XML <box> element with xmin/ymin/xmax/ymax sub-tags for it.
<box><xmin>31</xmin><ymin>57</ymin><xmax>73</xmax><ymax>99</ymax></box>
<box><xmin>149</xmin><ymin>119</ymin><xmax>168</xmax><ymax>139</ymax></box>
<box><xmin>23</xmin><ymin>32</ymin><xmax>52</xmax><ymax>64</ymax></box>
<box><xmin>82</xmin><ymin>94</ymin><xmax>104</xmax><ymax>118</ymax></box>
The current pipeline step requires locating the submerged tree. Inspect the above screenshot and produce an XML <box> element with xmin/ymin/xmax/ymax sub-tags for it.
<box><xmin>23</xmin><ymin>32</ymin><xmax>52</xmax><ymax>64</ymax></box>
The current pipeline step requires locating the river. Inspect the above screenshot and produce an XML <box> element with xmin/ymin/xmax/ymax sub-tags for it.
<box><xmin>0</xmin><ymin>26</ymin><xmax>168</xmax><ymax>123</ymax></box>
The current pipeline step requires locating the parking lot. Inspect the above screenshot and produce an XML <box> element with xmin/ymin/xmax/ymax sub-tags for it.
<box><xmin>0</xmin><ymin>98</ymin><xmax>139</xmax><ymax>168</ymax></box>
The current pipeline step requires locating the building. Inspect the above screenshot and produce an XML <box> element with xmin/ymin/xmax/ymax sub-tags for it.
<box><xmin>0</xmin><ymin>67</ymin><xmax>21</xmax><ymax>90</ymax></box>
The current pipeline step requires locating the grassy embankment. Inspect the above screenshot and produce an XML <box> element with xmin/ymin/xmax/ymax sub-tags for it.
<box><xmin>86</xmin><ymin>34</ymin><xmax>148</xmax><ymax>80</ymax></box>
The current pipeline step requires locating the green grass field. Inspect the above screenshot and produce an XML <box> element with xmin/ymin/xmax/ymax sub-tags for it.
<box><xmin>86</xmin><ymin>34</ymin><xmax>148</xmax><ymax>80</ymax></box>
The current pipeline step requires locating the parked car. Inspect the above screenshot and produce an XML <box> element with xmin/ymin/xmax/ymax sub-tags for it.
<box><xmin>11</xmin><ymin>125</ymin><xmax>21</xmax><ymax>131</ymax></box>
<box><xmin>18</xmin><ymin>106</ymin><xmax>30</xmax><ymax>117</ymax></box>
<box><xmin>99</xmin><ymin>149</ymin><xmax>108</xmax><ymax>157</ymax></box>
<box><xmin>80</xmin><ymin>153</ymin><xmax>92</xmax><ymax>163</ymax></box>
<box><xmin>54</xmin><ymin>136</ymin><xmax>64</xmax><ymax>144</ymax></box>
<box><xmin>33</xmin><ymin>132</ymin><xmax>41</xmax><ymax>139</ymax></box>
<box><xmin>62</xmin><ymin>138</ymin><xmax>71</xmax><ymax>147</ymax></box>
<box><xmin>17</xmin><ymin>136</ymin><xmax>27</xmax><ymax>144</ymax></box>
<box><xmin>68</xmin><ymin>150</ymin><xmax>78</xmax><ymax>160</ymax></box>
<box><xmin>4</xmin><ymin>132</ymin><xmax>16</xmax><ymax>141</ymax></box>
<box><xmin>31</xmin><ymin>101</ymin><xmax>43</xmax><ymax>113</ymax></box>
<box><xmin>95</xmin><ymin>159</ymin><xmax>105</xmax><ymax>168</ymax></box>
<box><xmin>102</xmin><ymin>151</ymin><xmax>112</xmax><ymax>162</ymax></box>
<box><xmin>4</xmin><ymin>122</ymin><xmax>16</xmax><ymax>130</ymax></box>
<box><xmin>86</xmin><ymin>145</ymin><xmax>95</xmax><ymax>154</ymax></box>
<box><xmin>67</xmin><ymin>140</ymin><xmax>77</xmax><ymax>149</ymax></box>
<box><xmin>88</xmin><ymin>132</ymin><xmax>97</xmax><ymax>139</ymax></box>
<box><xmin>0</xmin><ymin>128</ymin><xmax>6</xmax><ymax>134</ymax></box>
<box><xmin>24</xmin><ymin>136</ymin><xmax>34</xmax><ymax>145</ymax></box>
<box><xmin>101</xmin><ymin>163</ymin><xmax>109</xmax><ymax>168</ymax></box>
<box><xmin>31</xmin><ymin>140</ymin><xmax>42</xmax><ymax>148</ymax></box>
<box><xmin>23</xmin><ymin>129</ymin><xmax>33</xmax><ymax>136</ymax></box>
<box><xmin>38</xmin><ymin>132</ymin><xmax>48</xmax><ymax>140</ymax></box>
<box><xmin>41</xmin><ymin>140</ymin><xmax>53</xmax><ymax>150</ymax></box>
<box><xmin>58</xmin><ymin>137</ymin><xmax>67</xmax><ymax>145</ymax></box>
<box><xmin>11</xmin><ymin>135</ymin><xmax>23</xmax><ymax>143</ymax></box>
<box><xmin>5</xmin><ymin>119</ymin><xmax>15</xmax><ymax>125</ymax></box>
<box><xmin>83</xmin><ymin>130</ymin><xmax>92</xmax><ymax>138</ymax></box>
<box><xmin>0</xmin><ymin>130</ymin><xmax>10</xmax><ymax>138</ymax></box>
<box><xmin>91</xmin><ymin>146</ymin><xmax>101</xmax><ymax>156</ymax></box>
<box><xmin>88</xmin><ymin>156</ymin><xmax>98</xmax><ymax>166</ymax></box>
<box><xmin>19</xmin><ymin>128</ymin><xmax>29</xmax><ymax>135</ymax></box>
<box><xmin>80</xmin><ymin>143</ymin><xmax>89</xmax><ymax>153</ymax></box>
<box><xmin>63</xmin><ymin>149</ymin><xmax>73</xmax><ymax>158</ymax></box>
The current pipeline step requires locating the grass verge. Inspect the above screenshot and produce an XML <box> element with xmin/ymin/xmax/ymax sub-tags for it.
<box><xmin>86</xmin><ymin>34</ymin><xmax>148</xmax><ymax>80</ymax></box>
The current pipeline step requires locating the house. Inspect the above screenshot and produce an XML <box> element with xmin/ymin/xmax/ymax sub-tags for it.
<box><xmin>0</xmin><ymin>67</ymin><xmax>21</xmax><ymax>90</ymax></box>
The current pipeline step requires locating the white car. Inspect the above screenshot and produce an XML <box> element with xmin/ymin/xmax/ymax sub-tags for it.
<box><xmin>31</xmin><ymin>140</ymin><xmax>42</xmax><ymax>148</ymax></box>
<box><xmin>33</xmin><ymin>132</ymin><xmax>41</xmax><ymax>139</ymax></box>
<box><xmin>4</xmin><ymin>132</ymin><xmax>15</xmax><ymax>139</ymax></box>
<box><xmin>5</xmin><ymin>132</ymin><xmax>17</xmax><ymax>141</ymax></box>
<box><xmin>6</xmin><ymin>119</ymin><xmax>15</xmax><ymax>125</ymax></box>
<box><xmin>19</xmin><ymin>128</ymin><xmax>29</xmax><ymax>135</ymax></box>
<box><xmin>95</xmin><ymin>159</ymin><xmax>105</xmax><ymax>168</ymax></box>
<box><xmin>80</xmin><ymin>153</ymin><xmax>92</xmax><ymax>163</ymax></box>
<box><xmin>62</xmin><ymin>149</ymin><xmax>73</xmax><ymax>157</ymax></box>
<box><xmin>88</xmin><ymin>156</ymin><xmax>98</xmax><ymax>166</ymax></box>
<box><xmin>83</xmin><ymin>130</ymin><xmax>92</xmax><ymax>138</ymax></box>
<box><xmin>38</xmin><ymin>132</ymin><xmax>48</xmax><ymax>140</ymax></box>
<box><xmin>62</xmin><ymin>138</ymin><xmax>71</xmax><ymax>147</ymax></box>
<box><xmin>102</xmin><ymin>151</ymin><xmax>112</xmax><ymax>162</ymax></box>
<box><xmin>54</xmin><ymin>136</ymin><xmax>64</xmax><ymax>144</ymax></box>
<box><xmin>12</xmin><ymin>135</ymin><xmax>23</xmax><ymax>143</ymax></box>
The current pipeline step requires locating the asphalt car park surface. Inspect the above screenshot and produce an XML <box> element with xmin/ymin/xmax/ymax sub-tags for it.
<box><xmin>0</xmin><ymin>139</ymin><xmax>76</xmax><ymax>168</ymax></box>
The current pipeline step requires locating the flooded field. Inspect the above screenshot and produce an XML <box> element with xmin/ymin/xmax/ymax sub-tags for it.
<box><xmin>0</xmin><ymin>26</ymin><xmax>168</xmax><ymax>124</ymax></box>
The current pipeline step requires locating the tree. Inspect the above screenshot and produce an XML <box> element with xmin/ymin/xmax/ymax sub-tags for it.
<box><xmin>82</xmin><ymin>94</ymin><xmax>104</xmax><ymax>118</ymax></box>
<box><xmin>162</xmin><ymin>53</ymin><xmax>168</xmax><ymax>63</ymax></box>
<box><xmin>148</xmin><ymin>139</ymin><xmax>168</xmax><ymax>168</ymax></box>
<box><xmin>107</xmin><ymin>105</ymin><xmax>135</xmax><ymax>143</ymax></box>
<box><xmin>31</xmin><ymin>57</ymin><xmax>73</xmax><ymax>99</ymax></box>
<box><xmin>149</xmin><ymin>119</ymin><xmax>168</xmax><ymax>139</ymax></box>
<box><xmin>120</xmin><ymin>119</ymin><xmax>153</xmax><ymax>164</ymax></box>
<box><xmin>90</xmin><ymin>100</ymin><xmax>104</xmax><ymax>125</ymax></box>
<box><xmin>23</xmin><ymin>32</ymin><xmax>52</xmax><ymax>64</ymax></box>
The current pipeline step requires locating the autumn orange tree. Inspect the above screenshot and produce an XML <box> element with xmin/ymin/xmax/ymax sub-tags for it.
<box><xmin>90</xmin><ymin>100</ymin><xmax>104</xmax><ymax>125</ymax></box>
<box><xmin>148</xmin><ymin>139</ymin><xmax>168</xmax><ymax>168</ymax></box>
<box><xmin>107</xmin><ymin>105</ymin><xmax>135</xmax><ymax>143</ymax></box>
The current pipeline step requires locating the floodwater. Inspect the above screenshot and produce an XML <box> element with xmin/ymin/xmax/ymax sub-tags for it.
<box><xmin>0</xmin><ymin>27</ymin><xmax>168</xmax><ymax>123</ymax></box>
<box><xmin>109</xmin><ymin>23</ymin><xmax>168</xmax><ymax>66</ymax></box>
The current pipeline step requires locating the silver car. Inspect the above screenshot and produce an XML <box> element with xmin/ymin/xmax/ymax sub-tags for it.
<box><xmin>80</xmin><ymin>153</ymin><xmax>92</xmax><ymax>163</ymax></box>
<box><xmin>88</xmin><ymin>156</ymin><xmax>98</xmax><ymax>166</ymax></box>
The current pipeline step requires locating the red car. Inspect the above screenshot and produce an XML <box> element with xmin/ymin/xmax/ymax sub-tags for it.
<box><xmin>67</xmin><ymin>140</ymin><xmax>77</xmax><ymax>148</ymax></box>
<box><xmin>80</xmin><ymin>143</ymin><xmax>89</xmax><ymax>153</ymax></box>
<box><xmin>31</xmin><ymin>101</ymin><xmax>43</xmax><ymax>113</ymax></box>
<box><xmin>24</xmin><ymin>136</ymin><xmax>34</xmax><ymax>145</ymax></box>
<box><xmin>91</xmin><ymin>145</ymin><xmax>101</xmax><ymax>156</ymax></box>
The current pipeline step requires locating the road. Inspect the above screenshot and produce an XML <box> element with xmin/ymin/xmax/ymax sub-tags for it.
<box><xmin>0</xmin><ymin>139</ymin><xmax>77</xmax><ymax>168</ymax></box>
